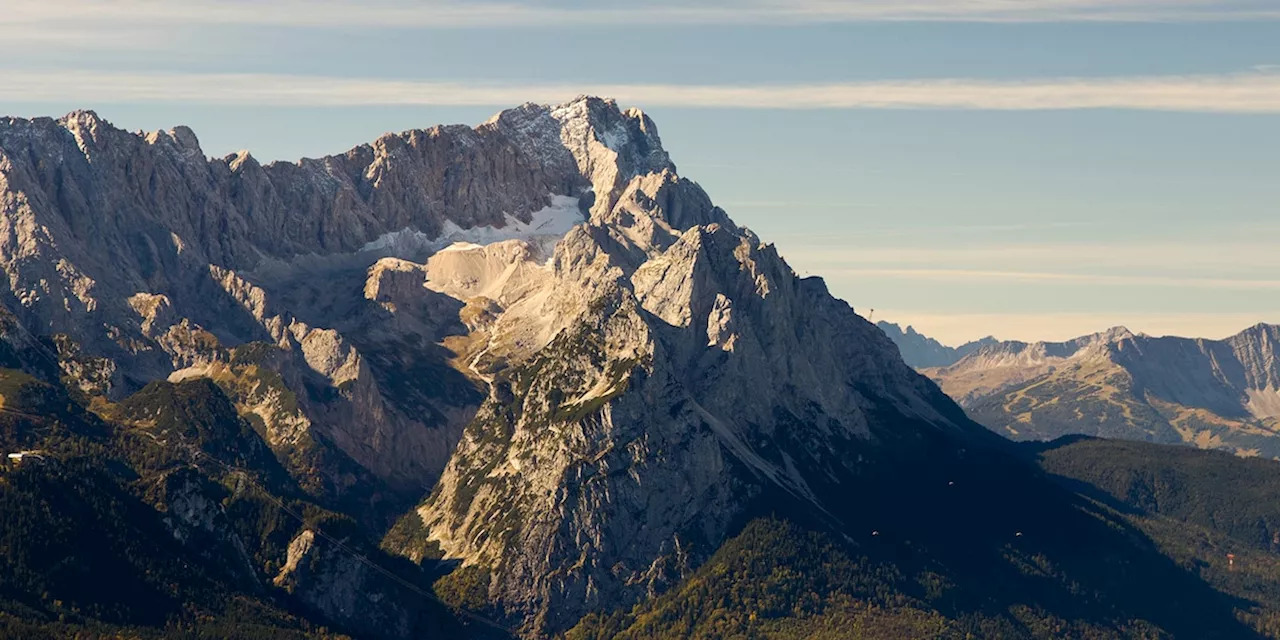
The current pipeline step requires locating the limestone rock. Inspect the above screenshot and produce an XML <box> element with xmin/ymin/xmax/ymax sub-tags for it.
<box><xmin>274</xmin><ymin>529</ymin><xmax>416</xmax><ymax>639</ymax></box>
<box><xmin>409</xmin><ymin>140</ymin><xmax>975</xmax><ymax>636</ymax></box>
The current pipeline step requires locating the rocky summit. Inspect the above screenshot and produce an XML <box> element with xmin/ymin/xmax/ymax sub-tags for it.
<box><xmin>1</xmin><ymin>99</ymin><xmax>1277</xmax><ymax>639</ymax></box>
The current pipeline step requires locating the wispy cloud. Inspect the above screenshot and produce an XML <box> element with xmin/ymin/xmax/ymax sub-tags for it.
<box><xmin>829</xmin><ymin>268</ymin><xmax>1280</xmax><ymax>290</ymax></box>
<box><xmin>795</xmin><ymin>241</ymin><xmax>1280</xmax><ymax>270</ymax></box>
<box><xmin>6</xmin><ymin>70</ymin><xmax>1280</xmax><ymax>113</ymax></box>
<box><xmin>6</xmin><ymin>0</ymin><xmax>1279</xmax><ymax>31</ymax></box>
<box><xmin>785</xmin><ymin>239</ymin><xmax>1280</xmax><ymax>343</ymax></box>
<box><xmin>768</xmin><ymin>221</ymin><xmax>1097</xmax><ymax>240</ymax></box>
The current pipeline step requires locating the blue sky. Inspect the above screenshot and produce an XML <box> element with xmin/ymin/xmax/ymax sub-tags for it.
<box><xmin>4</xmin><ymin>0</ymin><xmax>1279</xmax><ymax>344</ymax></box>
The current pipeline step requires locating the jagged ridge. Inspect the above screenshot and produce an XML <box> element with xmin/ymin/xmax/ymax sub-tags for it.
<box><xmin>877</xmin><ymin>321</ymin><xmax>998</xmax><ymax>369</ymax></box>
<box><xmin>926</xmin><ymin>323</ymin><xmax>1280</xmax><ymax>456</ymax></box>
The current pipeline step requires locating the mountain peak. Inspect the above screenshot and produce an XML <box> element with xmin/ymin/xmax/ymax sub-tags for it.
<box><xmin>225</xmin><ymin>149</ymin><xmax>258</xmax><ymax>172</ymax></box>
<box><xmin>58</xmin><ymin>108</ymin><xmax>106</xmax><ymax>126</ymax></box>
<box><xmin>1100</xmin><ymin>325</ymin><xmax>1135</xmax><ymax>341</ymax></box>
<box><xmin>1234</xmin><ymin>321</ymin><xmax>1278</xmax><ymax>339</ymax></box>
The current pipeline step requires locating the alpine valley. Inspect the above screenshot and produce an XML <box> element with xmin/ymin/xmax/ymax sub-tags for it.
<box><xmin>2</xmin><ymin>100</ymin><xmax>1280</xmax><ymax>639</ymax></box>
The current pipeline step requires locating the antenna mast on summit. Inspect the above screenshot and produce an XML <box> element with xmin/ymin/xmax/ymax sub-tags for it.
<box><xmin>868</xmin><ymin>308</ymin><xmax>875</xmax><ymax>322</ymax></box>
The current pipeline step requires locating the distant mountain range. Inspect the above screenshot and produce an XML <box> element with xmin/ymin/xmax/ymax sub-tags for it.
<box><xmin>881</xmin><ymin>322</ymin><xmax>1280</xmax><ymax>458</ymax></box>
<box><xmin>876</xmin><ymin>321</ymin><xmax>998</xmax><ymax>368</ymax></box>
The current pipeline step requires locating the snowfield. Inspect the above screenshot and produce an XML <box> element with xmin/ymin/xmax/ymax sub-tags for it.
<box><xmin>361</xmin><ymin>195</ymin><xmax>583</xmax><ymax>256</ymax></box>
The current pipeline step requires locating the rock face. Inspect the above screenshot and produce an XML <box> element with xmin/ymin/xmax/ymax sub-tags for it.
<box><xmin>877</xmin><ymin>321</ymin><xmax>998</xmax><ymax>369</ymax></box>
<box><xmin>927</xmin><ymin>324</ymin><xmax>1280</xmax><ymax>456</ymax></box>
<box><xmin>273</xmin><ymin>529</ymin><xmax>419</xmax><ymax>639</ymax></box>
<box><xmin>376</xmin><ymin>111</ymin><xmax>987</xmax><ymax>635</ymax></box>
<box><xmin>0</xmin><ymin>98</ymin><xmax>670</xmax><ymax>505</ymax></box>
<box><xmin>152</xmin><ymin>467</ymin><xmax>261</xmax><ymax>591</ymax></box>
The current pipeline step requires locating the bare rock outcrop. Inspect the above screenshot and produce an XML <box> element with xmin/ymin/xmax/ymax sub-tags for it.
<box><xmin>406</xmin><ymin>143</ymin><xmax>975</xmax><ymax>636</ymax></box>
<box><xmin>274</xmin><ymin>529</ymin><xmax>418</xmax><ymax>639</ymax></box>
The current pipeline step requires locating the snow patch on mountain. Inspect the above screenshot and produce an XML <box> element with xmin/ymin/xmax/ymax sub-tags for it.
<box><xmin>360</xmin><ymin>195</ymin><xmax>583</xmax><ymax>257</ymax></box>
<box><xmin>437</xmin><ymin>242</ymin><xmax>484</xmax><ymax>253</ymax></box>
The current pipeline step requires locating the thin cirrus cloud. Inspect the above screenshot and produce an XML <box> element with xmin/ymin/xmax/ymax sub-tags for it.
<box><xmin>5</xmin><ymin>70</ymin><xmax>1280</xmax><ymax>113</ymax></box>
<box><xmin>828</xmin><ymin>268</ymin><xmax>1280</xmax><ymax>290</ymax></box>
<box><xmin>6</xmin><ymin>0</ymin><xmax>1280</xmax><ymax>29</ymax></box>
<box><xmin>794</xmin><ymin>242</ymin><xmax>1280</xmax><ymax>270</ymax></box>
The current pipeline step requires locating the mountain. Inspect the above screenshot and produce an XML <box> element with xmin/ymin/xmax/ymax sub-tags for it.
<box><xmin>0</xmin><ymin>98</ymin><xmax>670</xmax><ymax>636</ymax></box>
<box><xmin>876</xmin><ymin>321</ymin><xmax>998</xmax><ymax>369</ymax></box>
<box><xmin>0</xmin><ymin>100</ymin><xmax>675</xmax><ymax>520</ymax></box>
<box><xmin>925</xmin><ymin>324</ymin><xmax>1280</xmax><ymax>457</ymax></box>
<box><xmin>0</xmin><ymin>365</ymin><xmax>470</xmax><ymax>639</ymax></box>
<box><xmin>357</xmin><ymin>104</ymin><xmax>1267</xmax><ymax>637</ymax></box>
<box><xmin>1</xmin><ymin>99</ymin><xmax>1278</xmax><ymax>639</ymax></box>
<box><xmin>399</xmin><ymin>158</ymin><xmax>995</xmax><ymax>635</ymax></box>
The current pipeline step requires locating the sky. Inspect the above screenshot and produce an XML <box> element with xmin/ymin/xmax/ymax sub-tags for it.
<box><xmin>3</xmin><ymin>0</ymin><xmax>1279</xmax><ymax>345</ymax></box>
